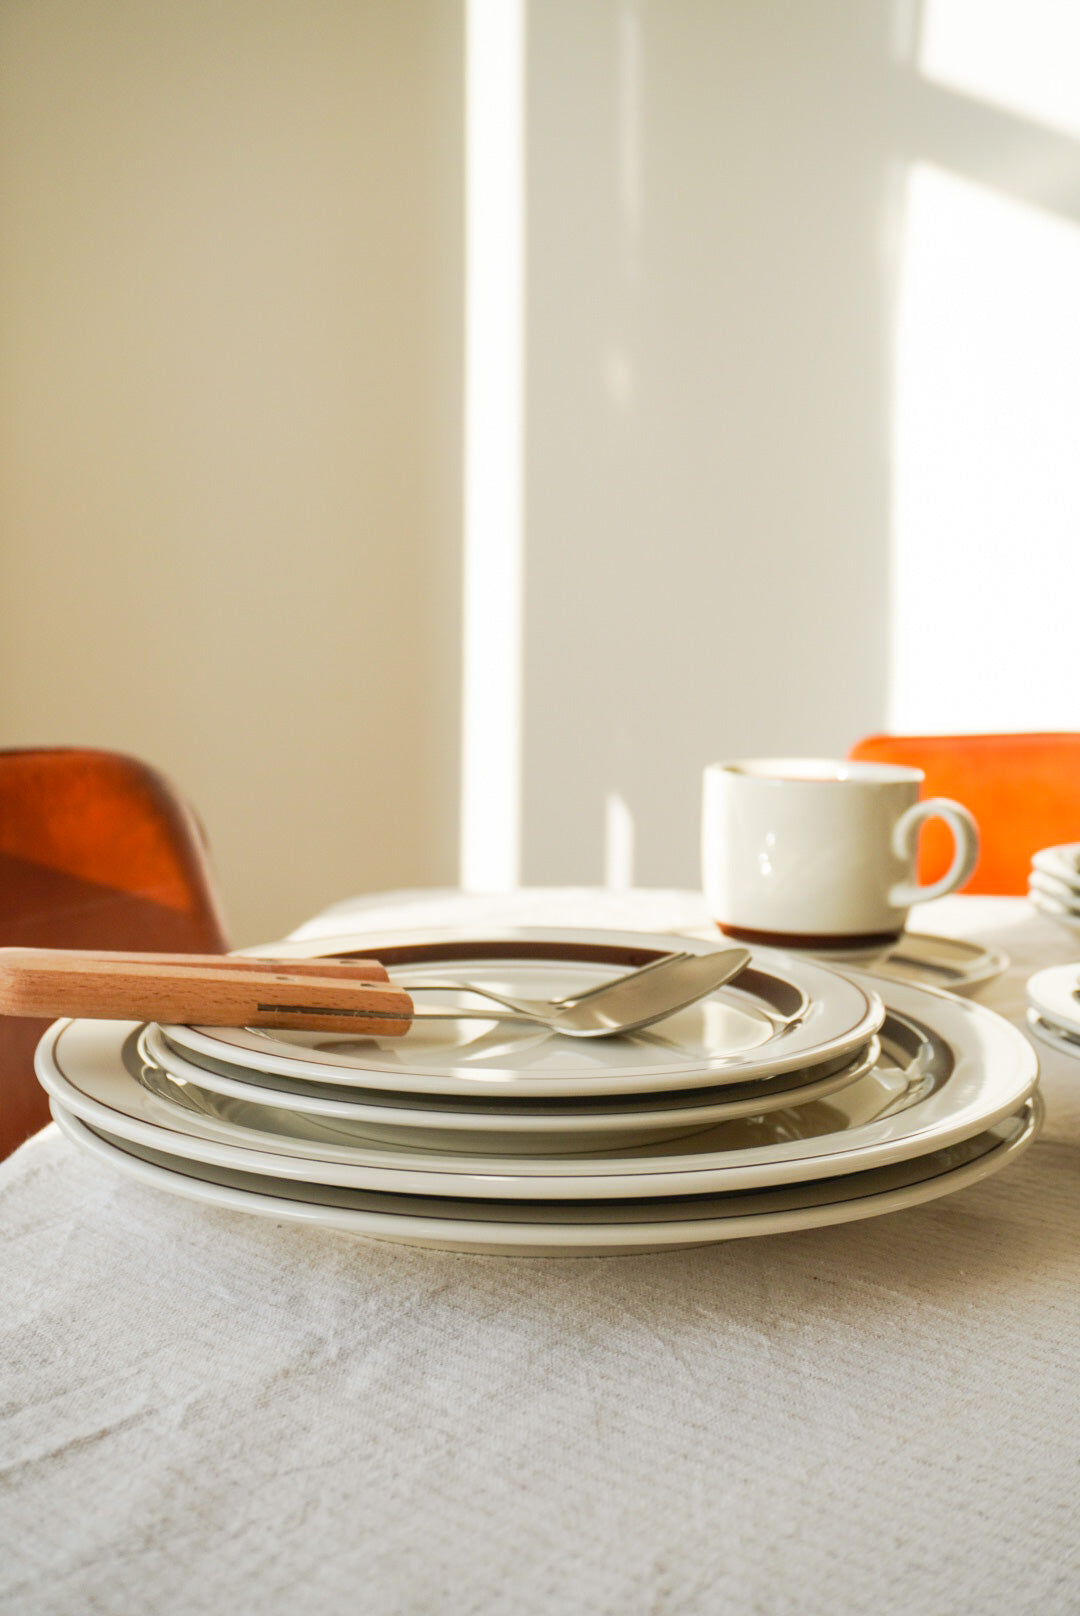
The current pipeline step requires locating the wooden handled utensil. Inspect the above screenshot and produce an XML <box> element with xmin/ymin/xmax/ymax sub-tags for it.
<box><xmin>0</xmin><ymin>944</ymin><xmax>754</xmax><ymax>1040</ymax></box>
<box><xmin>0</xmin><ymin>948</ymin><xmax>417</xmax><ymax>1035</ymax></box>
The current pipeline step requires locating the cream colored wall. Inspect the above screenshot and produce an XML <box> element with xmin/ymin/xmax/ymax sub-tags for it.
<box><xmin>522</xmin><ymin>0</ymin><xmax>897</xmax><ymax>888</ymax></box>
<box><xmin>520</xmin><ymin>0</ymin><xmax>1080</xmax><ymax>891</ymax></box>
<box><xmin>0</xmin><ymin>0</ymin><xmax>463</xmax><ymax>945</ymax></box>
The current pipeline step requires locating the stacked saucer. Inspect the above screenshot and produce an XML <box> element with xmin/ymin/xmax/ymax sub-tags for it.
<box><xmin>1025</xmin><ymin>962</ymin><xmax>1080</xmax><ymax>1060</ymax></box>
<box><xmin>40</xmin><ymin>927</ymin><xmax>1041</xmax><ymax>1255</ymax></box>
<box><xmin>1029</xmin><ymin>844</ymin><xmax>1080</xmax><ymax>934</ymax></box>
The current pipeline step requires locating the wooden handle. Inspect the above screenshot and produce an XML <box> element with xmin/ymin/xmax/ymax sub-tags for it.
<box><xmin>24</xmin><ymin>950</ymin><xmax>392</xmax><ymax>982</ymax></box>
<box><xmin>0</xmin><ymin>947</ymin><xmax>412</xmax><ymax>1035</ymax></box>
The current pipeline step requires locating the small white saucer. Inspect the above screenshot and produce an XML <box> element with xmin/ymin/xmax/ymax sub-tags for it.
<box><xmin>811</xmin><ymin>932</ymin><xmax>1008</xmax><ymax>995</ymax></box>
<box><xmin>1025</xmin><ymin>1009</ymin><xmax>1080</xmax><ymax>1062</ymax></box>
<box><xmin>1025</xmin><ymin>962</ymin><xmax>1080</xmax><ymax>1039</ymax></box>
<box><xmin>1028</xmin><ymin>887</ymin><xmax>1080</xmax><ymax>936</ymax></box>
<box><xmin>1031</xmin><ymin>844</ymin><xmax>1080</xmax><ymax>887</ymax></box>
<box><xmin>1029</xmin><ymin>869</ymin><xmax>1080</xmax><ymax>910</ymax></box>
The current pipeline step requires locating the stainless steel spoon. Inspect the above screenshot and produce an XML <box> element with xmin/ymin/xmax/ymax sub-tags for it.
<box><xmin>403</xmin><ymin>946</ymin><xmax>752</xmax><ymax>1038</ymax></box>
<box><xmin>404</xmin><ymin>948</ymin><xmax>693</xmax><ymax>1017</ymax></box>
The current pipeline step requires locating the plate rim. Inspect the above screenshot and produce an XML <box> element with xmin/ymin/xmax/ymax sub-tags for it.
<box><xmin>811</xmin><ymin>930</ymin><xmax>1008</xmax><ymax>992</ymax></box>
<box><xmin>1026</xmin><ymin>1009</ymin><xmax>1080</xmax><ymax>1060</ymax></box>
<box><xmin>1026</xmin><ymin>962</ymin><xmax>1080</xmax><ymax>1035</ymax></box>
<box><xmin>160</xmin><ymin>927</ymin><xmax>883</xmax><ymax>1099</ymax></box>
<box><xmin>1032</xmin><ymin>845</ymin><xmax>1080</xmax><ymax>886</ymax></box>
<box><xmin>1029</xmin><ymin>891</ymin><xmax>1080</xmax><ymax>931</ymax></box>
<box><xmin>140</xmin><ymin>1021</ymin><xmax>878</xmax><ymax>1133</ymax></box>
<box><xmin>39</xmin><ymin>1023</ymin><xmax>889</xmax><ymax>1198</ymax></box>
<box><xmin>1029</xmin><ymin>869</ymin><xmax>1080</xmax><ymax>909</ymax></box>
<box><xmin>48</xmin><ymin>1097</ymin><xmax>1041</xmax><ymax>1253</ymax></box>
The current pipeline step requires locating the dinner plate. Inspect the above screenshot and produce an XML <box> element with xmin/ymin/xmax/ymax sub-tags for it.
<box><xmin>49</xmin><ymin>1098</ymin><xmax>1042</xmax><ymax>1256</ymax></box>
<box><xmin>811</xmin><ymin>932</ymin><xmax>1008</xmax><ymax>994</ymax></box>
<box><xmin>38</xmin><ymin>1020</ymin><xmax>890</xmax><ymax>1197</ymax></box>
<box><xmin>161</xmin><ymin>929</ymin><xmax>883</xmax><ymax>1100</ymax></box>
<box><xmin>138</xmin><ymin>1022</ymin><xmax>878</xmax><ymax>1151</ymax></box>
<box><xmin>37</xmin><ymin>972</ymin><xmax>1040</xmax><ymax>1194</ymax></box>
<box><xmin>1025</xmin><ymin>962</ymin><xmax>1080</xmax><ymax>1038</ymax></box>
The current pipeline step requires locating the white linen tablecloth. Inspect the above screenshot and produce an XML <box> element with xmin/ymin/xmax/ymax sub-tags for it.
<box><xmin>1</xmin><ymin>890</ymin><xmax>1078</xmax><ymax>1615</ymax></box>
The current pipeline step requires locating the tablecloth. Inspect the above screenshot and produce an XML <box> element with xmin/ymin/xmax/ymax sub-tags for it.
<box><xmin>1</xmin><ymin>890</ymin><xmax>1078</xmax><ymax>1615</ymax></box>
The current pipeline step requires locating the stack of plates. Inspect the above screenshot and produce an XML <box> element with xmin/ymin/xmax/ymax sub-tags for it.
<box><xmin>1025</xmin><ymin>962</ymin><xmax>1080</xmax><ymax>1058</ymax></box>
<box><xmin>40</xmin><ymin>927</ymin><xmax>1041</xmax><ymax>1256</ymax></box>
<box><xmin>1029</xmin><ymin>844</ymin><xmax>1080</xmax><ymax>934</ymax></box>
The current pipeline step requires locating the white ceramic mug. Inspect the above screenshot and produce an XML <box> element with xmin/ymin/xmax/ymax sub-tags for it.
<box><xmin>701</xmin><ymin>757</ymin><xmax>980</xmax><ymax>946</ymax></box>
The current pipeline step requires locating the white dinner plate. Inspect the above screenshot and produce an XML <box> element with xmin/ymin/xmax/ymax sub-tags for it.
<box><xmin>138</xmin><ymin>1022</ymin><xmax>878</xmax><ymax>1151</ymax></box>
<box><xmin>36</xmin><ymin>972</ymin><xmax>1040</xmax><ymax>1195</ymax></box>
<box><xmin>38</xmin><ymin>1021</ymin><xmax>891</xmax><ymax>1198</ymax></box>
<box><xmin>49</xmin><ymin>1098</ymin><xmax>1042</xmax><ymax>1256</ymax></box>
<box><xmin>812</xmin><ymin>932</ymin><xmax>1008</xmax><ymax>995</ymax></box>
<box><xmin>160</xmin><ymin>929</ymin><xmax>883</xmax><ymax>1100</ymax></box>
<box><xmin>1025</xmin><ymin>962</ymin><xmax>1080</xmax><ymax>1038</ymax></box>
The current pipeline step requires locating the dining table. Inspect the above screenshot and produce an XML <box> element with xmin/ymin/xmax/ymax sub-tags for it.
<box><xmin>1</xmin><ymin>885</ymin><xmax>1078</xmax><ymax>1615</ymax></box>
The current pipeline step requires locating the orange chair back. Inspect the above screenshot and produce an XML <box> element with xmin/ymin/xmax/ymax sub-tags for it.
<box><xmin>848</xmin><ymin>733</ymin><xmax>1080</xmax><ymax>896</ymax></box>
<box><xmin>0</xmin><ymin>748</ymin><xmax>229</xmax><ymax>1159</ymax></box>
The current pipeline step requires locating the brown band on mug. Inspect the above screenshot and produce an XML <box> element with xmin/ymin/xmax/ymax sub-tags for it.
<box><xmin>716</xmin><ymin>923</ymin><xmax>903</xmax><ymax>950</ymax></box>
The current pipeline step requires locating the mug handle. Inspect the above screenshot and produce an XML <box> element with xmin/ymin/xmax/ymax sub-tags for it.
<box><xmin>888</xmin><ymin>797</ymin><xmax>980</xmax><ymax>907</ymax></box>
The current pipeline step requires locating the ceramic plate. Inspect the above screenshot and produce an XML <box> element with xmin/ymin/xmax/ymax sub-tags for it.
<box><xmin>37</xmin><ymin>972</ymin><xmax>1040</xmax><ymax>1194</ymax></box>
<box><xmin>49</xmin><ymin>1098</ymin><xmax>1041</xmax><ymax>1256</ymax></box>
<box><xmin>160</xmin><ymin>929</ymin><xmax>883</xmax><ymax>1100</ymax></box>
<box><xmin>811</xmin><ymin>932</ymin><xmax>1008</xmax><ymax>994</ymax></box>
<box><xmin>138</xmin><ymin>1022</ymin><xmax>878</xmax><ymax>1151</ymax></box>
<box><xmin>38</xmin><ymin>1021</ymin><xmax>891</xmax><ymax>1197</ymax></box>
<box><xmin>1029</xmin><ymin>870</ymin><xmax>1080</xmax><ymax>912</ymax></box>
<box><xmin>1031</xmin><ymin>844</ymin><xmax>1080</xmax><ymax>888</ymax></box>
<box><xmin>1028</xmin><ymin>888</ymin><xmax>1080</xmax><ymax>936</ymax></box>
<box><xmin>1025</xmin><ymin>962</ymin><xmax>1080</xmax><ymax>1038</ymax></box>
<box><xmin>1025</xmin><ymin>1010</ymin><xmax>1080</xmax><ymax>1061</ymax></box>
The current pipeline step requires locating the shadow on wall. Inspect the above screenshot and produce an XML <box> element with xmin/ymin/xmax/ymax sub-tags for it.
<box><xmin>518</xmin><ymin>0</ymin><xmax>1080</xmax><ymax>890</ymax></box>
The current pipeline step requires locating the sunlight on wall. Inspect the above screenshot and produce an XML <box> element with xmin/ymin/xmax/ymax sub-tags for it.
<box><xmin>922</xmin><ymin>0</ymin><xmax>1080</xmax><ymax>141</ymax></box>
<box><xmin>890</xmin><ymin>161</ymin><xmax>1080</xmax><ymax>730</ymax></box>
<box><xmin>604</xmin><ymin>791</ymin><xmax>635</xmax><ymax>891</ymax></box>
<box><xmin>460</xmin><ymin>0</ymin><xmax>524</xmax><ymax>890</ymax></box>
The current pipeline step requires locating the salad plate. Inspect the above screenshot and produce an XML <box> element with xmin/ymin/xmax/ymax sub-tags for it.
<box><xmin>138</xmin><ymin>1022</ymin><xmax>876</xmax><ymax>1150</ymax></box>
<box><xmin>160</xmin><ymin>929</ymin><xmax>883</xmax><ymax>1101</ymax></box>
<box><xmin>49</xmin><ymin>1098</ymin><xmax>1041</xmax><ymax>1256</ymax></box>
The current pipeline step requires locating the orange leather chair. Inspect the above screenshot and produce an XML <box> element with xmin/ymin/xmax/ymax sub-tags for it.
<box><xmin>0</xmin><ymin>748</ymin><xmax>229</xmax><ymax>1159</ymax></box>
<box><xmin>848</xmin><ymin>733</ymin><xmax>1080</xmax><ymax>896</ymax></box>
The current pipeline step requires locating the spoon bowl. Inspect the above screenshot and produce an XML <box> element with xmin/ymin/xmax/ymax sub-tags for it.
<box><xmin>408</xmin><ymin>947</ymin><xmax>752</xmax><ymax>1037</ymax></box>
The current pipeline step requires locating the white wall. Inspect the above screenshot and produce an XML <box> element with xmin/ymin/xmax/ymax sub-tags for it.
<box><xmin>520</xmin><ymin>0</ymin><xmax>1080</xmax><ymax>889</ymax></box>
<box><xmin>522</xmin><ymin>0</ymin><xmax>896</xmax><ymax>888</ymax></box>
<box><xmin>6</xmin><ymin>2</ymin><xmax>1072</xmax><ymax>925</ymax></box>
<box><xmin>0</xmin><ymin>0</ymin><xmax>464</xmax><ymax>945</ymax></box>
